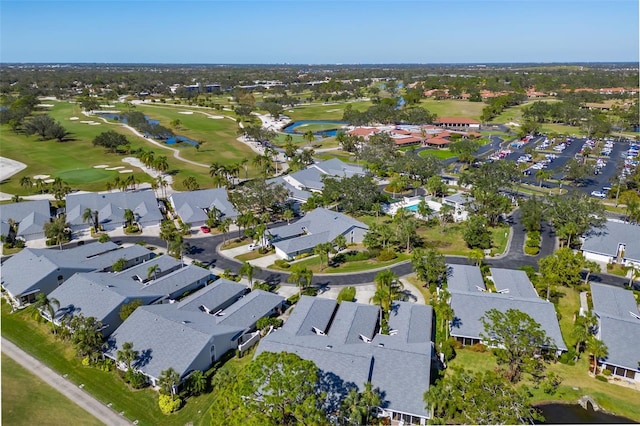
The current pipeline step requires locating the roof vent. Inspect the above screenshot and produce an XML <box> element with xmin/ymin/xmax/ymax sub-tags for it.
<box><xmin>630</xmin><ymin>312</ymin><xmax>640</xmax><ymax>321</ymax></box>
<box><xmin>388</xmin><ymin>329</ymin><xmax>398</xmax><ymax>336</ymax></box>
<box><xmin>312</xmin><ymin>326</ymin><xmax>326</xmax><ymax>336</ymax></box>
<box><xmin>378</xmin><ymin>343</ymin><xmax>384</xmax><ymax>347</ymax></box>
<box><xmin>182</xmin><ymin>320</ymin><xmax>190</xmax><ymax>324</ymax></box>
<box><xmin>326</xmin><ymin>345</ymin><xmax>332</xmax><ymax>349</ymax></box>
<box><xmin>359</xmin><ymin>334</ymin><xmax>372</xmax><ymax>343</ymax></box>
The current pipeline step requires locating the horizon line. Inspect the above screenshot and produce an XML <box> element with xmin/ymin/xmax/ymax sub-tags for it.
<box><xmin>1</xmin><ymin>61</ymin><xmax>638</xmax><ymax>66</ymax></box>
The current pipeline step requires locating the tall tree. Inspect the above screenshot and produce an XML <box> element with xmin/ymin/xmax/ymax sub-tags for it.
<box><xmin>288</xmin><ymin>264</ymin><xmax>313</xmax><ymax>296</ymax></box>
<box><xmin>411</xmin><ymin>247</ymin><xmax>447</xmax><ymax>290</ymax></box>
<box><xmin>158</xmin><ymin>367</ymin><xmax>180</xmax><ymax>395</ymax></box>
<box><xmin>425</xmin><ymin>368</ymin><xmax>542</xmax><ymax>425</ymax></box>
<box><xmin>587</xmin><ymin>337</ymin><xmax>608</xmax><ymax>375</ymax></box>
<box><xmin>480</xmin><ymin>308</ymin><xmax>554</xmax><ymax>383</ymax></box>
<box><xmin>33</xmin><ymin>293</ymin><xmax>60</xmax><ymax>334</ymax></box>
<box><xmin>239</xmin><ymin>261</ymin><xmax>258</xmax><ymax>290</ymax></box>
<box><xmin>238</xmin><ymin>351</ymin><xmax>327</xmax><ymax>425</ymax></box>
<box><xmin>43</xmin><ymin>214</ymin><xmax>70</xmax><ymax>250</ymax></box>
<box><xmin>340</xmin><ymin>382</ymin><xmax>382</xmax><ymax>426</ymax></box>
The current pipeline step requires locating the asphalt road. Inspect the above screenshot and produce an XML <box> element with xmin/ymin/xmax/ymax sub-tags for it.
<box><xmin>112</xmin><ymin>208</ymin><xmax>635</xmax><ymax>290</ymax></box>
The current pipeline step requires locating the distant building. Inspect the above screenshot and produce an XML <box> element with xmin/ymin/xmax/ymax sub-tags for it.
<box><xmin>581</xmin><ymin>220</ymin><xmax>640</xmax><ymax>268</ymax></box>
<box><xmin>434</xmin><ymin>117</ymin><xmax>481</xmax><ymax>130</ymax></box>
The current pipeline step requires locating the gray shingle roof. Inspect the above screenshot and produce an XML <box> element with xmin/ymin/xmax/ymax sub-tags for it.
<box><xmin>312</xmin><ymin>158</ymin><xmax>365</xmax><ymax>178</ymax></box>
<box><xmin>598</xmin><ymin>316</ymin><xmax>640</xmax><ymax>371</ymax></box>
<box><xmin>140</xmin><ymin>264</ymin><xmax>212</xmax><ymax>298</ymax></box>
<box><xmin>65</xmin><ymin>190</ymin><xmax>162</xmax><ymax>228</ymax></box>
<box><xmin>169</xmin><ymin>188</ymin><xmax>239</xmax><ymax>224</ymax></box>
<box><xmin>215</xmin><ymin>290</ymin><xmax>284</xmax><ymax>329</ymax></box>
<box><xmin>49</xmin><ymin>272</ymin><xmax>163</xmax><ymax>326</ymax></box>
<box><xmin>443</xmin><ymin>192</ymin><xmax>470</xmax><ymax>205</ymax></box>
<box><xmin>281</xmin><ymin>296</ymin><xmax>337</xmax><ymax>336</ymax></box>
<box><xmin>81</xmin><ymin>245</ymin><xmax>152</xmax><ymax>271</ymax></box>
<box><xmin>176</xmin><ymin>279</ymin><xmax>248</xmax><ymax>314</ymax></box>
<box><xmin>114</xmin><ymin>255</ymin><xmax>182</xmax><ymax>282</ymax></box>
<box><xmin>490</xmin><ymin>268</ymin><xmax>539</xmax><ymax>299</ymax></box>
<box><xmin>1</xmin><ymin>242</ymin><xmax>120</xmax><ymax>298</ymax></box>
<box><xmin>450</xmin><ymin>292</ymin><xmax>567</xmax><ymax>351</ymax></box>
<box><xmin>326</xmin><ymin>302</ymin><xmax>379</xmax><ymax>344</ymax></box>
<box><xmin>266</xmin><ymin>176</ymin><xmax>312</xmax><ymax>202</ymax></box>
<box><xmin>581</xmin><ymin>220</ymin><xmax>640</xmax><ymax>262</ymax></box>
<box><xmin>590</xmin><ymin>283</ymin><xmax>640</xmax><ymax>371</ymax></box>
<box><xmin>591</xmin><ymin>282</ymin><xmax>640</xmax><ymax>319</ymax></box>
<box><xmin>288</xmin><ymin>167</ymin><xmax>326</xmax><ymax>191</ymax></box>
<box><xmin>107</xmin><ymin>305</ymin><xmax>244</xmax><ymax>380</ymax></box>
<box><xmin>270</xmin><ymin>208</ymin><xmax>368</xmax><ymax>255</ymax></box>
<box><xmin>256</xmin><ymin>298</ymin><xmax>432</xmax><ymax>419</ymax></box>
<box><xmin>0</xmin><ymin>200</ymin><xmax>50</xmax><ymax>237</ymax></box>
<box><xmin>446</xmin><ymin>264</ymin><xmax>485</xmax><ymax>293</ymax></box>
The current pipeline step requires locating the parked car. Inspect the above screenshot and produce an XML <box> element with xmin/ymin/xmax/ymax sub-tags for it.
<box><xmin>590</xmin><ymin>191</ymin><xmax>607</xmax><ymax>199</ymax></box>
<box><xmin>200</xmin><ymin>225</ymin><xmax>210</xmax><ymax>233</ymax></box>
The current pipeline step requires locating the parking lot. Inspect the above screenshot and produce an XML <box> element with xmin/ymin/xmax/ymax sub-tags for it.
<box><xmin>496</xmin><ymin>135</ymin><xmax>632</xmax><ymax>196</ymax></box>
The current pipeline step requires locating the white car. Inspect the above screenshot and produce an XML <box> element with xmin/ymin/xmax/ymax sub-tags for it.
<box><xmin>590</xmin><ymin>191</ymin><xmax>607</xmax><ymax>199</ymax></box>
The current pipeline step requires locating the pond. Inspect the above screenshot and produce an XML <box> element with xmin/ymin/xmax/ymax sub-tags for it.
<box><xmin>536</xmin><ymin>403</ymin><xmax>635</xmax><ymax>424</ymax></box>
<box><xmin>95</xmin><ymin>112</ymin><xmax>197</xmax><ymax>147</ymax></box>
<box><xmin>282</xmin><ymin>120</ymin><xmax>347</xmax><ymax>138</ymax></box>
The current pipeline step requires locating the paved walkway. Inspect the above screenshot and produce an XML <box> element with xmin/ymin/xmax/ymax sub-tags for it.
<box><xmin>1</xmin><ymin>337</ymin><xmax>131</xmax><ymax>426</ymax></box>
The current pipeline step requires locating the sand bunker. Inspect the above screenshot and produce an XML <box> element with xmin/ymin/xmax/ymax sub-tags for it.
<box><xmin>178</xmin><ymin>111</ymin><xmax>194</xmax><ymax>115</ymax></box>
<box><xmin>105</xmin><ymin>166</ymin><xmax>124</xmax><ymax>170</ymax></box>
<box><xmin>69</xmin><ymin>117</ymin><xmax>79</xmax><ymax>120</ymax></box>
<box><xmin>44</xmin><ymin>178</ymin><xmax>55</xmax><ymax>183</ymax></box>
<box><xmin>38</xmin><ymin>104</ymin><xmax>54</xmax><ymax>108</ymax></box>
<box><xmin>33</xmin><ymin>174</ymin><xmax>50</xmax><ymax>180</ymax></box>
<box><xmin>208</xmin><ymin>115</ymin><xmax>224</xmax><ymax>119</ymax></box>
<box><xmin>93</xmin><ymin>164</ymin><xmax>109</xmax><ymax>168</ymax></box>
<box><xmin>89</xmin><ymin>122</ymin><xmax>101</xmax><ymax>125</ymax></box>
<box><xmin>0</xmin><ymin>157</ymin><xmax>27</xmax><ymax>181</ymax></box>
<box><xmin>119</xmin><ymin>169</ymin><xmax>133</xmax><ymax>173</ymax></box>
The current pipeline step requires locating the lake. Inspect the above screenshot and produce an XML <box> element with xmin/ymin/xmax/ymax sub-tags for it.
<box><xmin>536</xmin><ymin>403</ymin><xmax>635</xmax><ymax>424</ymax></box>
<box><xmin>282</xmin><ymin>120</ymin><xmax>347</xmax><ymax>138</ymax></box>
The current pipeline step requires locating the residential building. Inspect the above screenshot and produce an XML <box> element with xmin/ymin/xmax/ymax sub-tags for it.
<box><xmin>256</xmin><ymin>296</ymin><xmax>434</xmax><ymax>425</ymax></box>
<box><xmin>442</xmin><ymin>192</ymin><xmax>472</xmax><ymax>222</ymax></box>
<box><xmin>106</xmin><ymin>281</ymin><xmax>284</xmax><ymax>387</ymax></box>
<box><xmin>169</xmin><ymin>188</ymin><xmax>239</xmax><ymax>228</ymax></box>
<box><xmin>581</xmin><ymin>220</ymin><xmax>640</xmax><ymax>268</ymax></box>
<box><xmin>447</xmin><ymin>265</ymin><xmax>567</xmax><ymax>353</ymax></box>
<box><xmin>434</xmin><ymin>117</ymin><xmax>481</xmax><ymax>130</ymax></box>
<box><xmin>590</xmin><ymin>283</ymin><xmax>640</xmax><ymax>382</ymax></box>
<box><xmin>1</xmin><ymin>242</ymin><xmax>152</xmax><ymax>307</ymax></box>
<box><xmin>269</xmin><ymin>208</ymin><xmax>368</xmax><ymax>260</ymax></box>
<box><xmin>65</xmin><ymin>190</ymin><xmax>163</xmax><ymax>234</ymax></box>
<box><xmin>0</xmin><ymin>199</ymin><xmax>51</xmax><ymax>242</ymax></box>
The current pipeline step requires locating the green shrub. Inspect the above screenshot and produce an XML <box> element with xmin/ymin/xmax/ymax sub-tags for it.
<box><xmin>602</xmin><ymin>369</ymin><xmax>612</xmax><ymax>376</ymax></box>
<box><xmin>253</xmin><ymin>281</ymin><xmax>275</xmax><ymax>292</ymax></box>
<box><xmin>524</xmin><ymin>246</ymin><xmax>540</xmax><ymax>255</ymax></box>
<box><xmin>558</xmin><ymin>351</ymin><xmax>576</xmax><ymax>365</ymax></box>
<box><xmin>256</xmin><ymin>317</ymin><xmax>283</xmax><ymax>331</ymax></box>
<box><xmin>344</xmin><ymin>251</ymin><xmax>371</xmax><ymax>262</ymax></box>
<box><xmin>469</xmin><ymin>343</ymin><xmax>486</xmax><ymax>352</ymax></box>
<box><xmin>158</xmin><ymin>394</ymin><xmax>182</xmax><ymax>414</ymax></box>
<box><xmin>296</xmin><ymin>252</ymin><xmax>311</xmax><ymax>260</ymax></box>
<box><xmin>274</xmin><ymin>259</ymin><xmax>290</xmax><ymax>269</ymax></box>
<box><xmin>336</xmin><ymin>286</ymin><xmax>356</xmax><ymax>303</ymax></box>
<box><xmin>376</xmin><ymin>248</ymin><xmax>397</xmax><ymax>262</ymax></box>
<box><xmin>541</xmin><ymin>372</ymin><xmax>563</xmax><ymax>395</ymax></box>
<box><xmin>125</xmin><ymin>369</ymin><xmax>149</xmax><ymax>389</ymax></box>
<box><xmin>595</xmin><ymin>375</ymin><xmax>608</xmax><ymax>382</ymax></box>
<box><xmin>287</xmin><ymin>293</ymin><xmax>300</xmax><ymax>305</ymax></box>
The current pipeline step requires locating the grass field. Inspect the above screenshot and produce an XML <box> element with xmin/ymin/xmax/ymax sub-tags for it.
<box><xmin>1</xmin><ymin>353</ymin><xmax>104</xmax><ymax>426</ymax></box>
<box><xmin>286</xmin><ymin>101</ymin><xmax>374</xmax><ymax>121</ymax></box>
<box><xmin>0</xmin><ymin>101</ymin><xmax>264</xmax><ymax>194</ymax></box>
<box><xmin>0</xmin><ymin>300</ymin><xmax>216</xmax><ymax>426</ymax></box>
<box><xmin>418</xmin><ymin>149</ymin><xmax>458</xmax><ymax>160</ymax></box>
<box><xmin>271</xmin><ymin>251</ymin><xmax>412</xmax><ymax>274</ymax></box>
<box><xmin>419</xmin><ymin>99</ymin><xmax>486</xmax><ymax>120</ymax></box>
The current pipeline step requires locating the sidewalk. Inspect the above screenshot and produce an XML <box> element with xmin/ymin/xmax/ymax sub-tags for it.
<box><xmin>1</xmin><ymin>337</ymin><xmax>131</xmax><ymax>426</ymax></box>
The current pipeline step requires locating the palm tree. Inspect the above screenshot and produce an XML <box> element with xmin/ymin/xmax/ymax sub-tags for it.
<box><xmin>156</xmin><ymin>175</ymin><xmax>168</xmax><ymax>198</ymax></box>
<box><xmin>219</xmin><ymin>217</ymin><xmax>233</xmax><ymax>246</ymax></box>
<box><xmin>19</xmin><ymin>176</ymin><xmax>32</xmax><ymax>191</ymax></box>
<box><xmin>283</xmin><ymin>209</ymin><xmax>294</xmax><ymax>224</ymax></box>
<box><xmin>154</xmin><ymin>156</ymin><xmax>169</xmax><ymax>173</ymax></box>
<box><xmin>158</xmin><ymin>367</ymin><xmax>180</xmax><ymax>395</ymax></box>
<box><xmin>583</xmin><ymin>260</ymin><xmax>601</xmax><ymax>284</ymax></box>
<box><xmin>314</xmin><ymin>242</ymin><xmax>335</xmax><ymax>270</ymax></box>
<box><xmin>303</xmin><ymin>130</ymin><xmax>315</xmax><ymax>147</ymax></box>
<box><xmin>332</xmin><ymin>234</ymin><xmax>347</xmax><ymax>251</ymax></box>
<box><xmin>341</xmin><ymin>387</ymin><xmax>367</xmax><ymax>425</ymax></box>
<box><xmin>187</xmin><ymin>370</ymin><xmax>207</xmax><ymax>396</ymax></box>
<box><xmin>416</xmin><ymin>199</ymin><xmax>432</xmax><ymax>220</ymax></box>
<box><xmin>288</xmin><ymin>264</ymin><xmax>313</xmax><ymax>296</ymax></box>
<box><xmin>44</xmin><ymin>215</ymin><xmax>70</xmax><ymax>250</ymax></box>
<box><xmin>117</xmin><ymin>341</ymin><xmax>139</xmax><ymax>371</ymax></box>
<box><xmin>372</xmin><ymin>269</ymin><xmax>402</xmax><ymax>322</ymax></box>
<box><xmin>33</xmin><ymin>293</ymin><xmax>60</xmax><ymax>334</ymax></box>
<box><xmin>587</xmin><ymin>336</ymin><xmax>608</xmax><ymax>375</ymax></box>
<box><xmin>239</xmin><ymin>261</ymin><xmax>258</xmax><ymax>290</ymax></box>
<box><xmin>468</xmin><ymin>248</ymin><xmax>485</xmax><ymax>267</ymax></box>
<box><xmin>147</xmin><ymin>264</ymin><xmax>160</xmax><ymax>281</ymax></box>
<box><xmin>123</xmin><ymin>208</ymin><xmax>135</xmax><ymax>228</ymax></box>
<box><xmin>82</xmin><ymin>208</ymin><xmax>99</xmax><ymax>233</ymax></box>
<box><xmin>209</xmin><ymin>162</ymin><xmax>229</xmax><ymax>188</ymax></box>
<box><xmin>536</xmin><ymin>169</ymin><xmax>552</xmax><ymax>188</ymax></box>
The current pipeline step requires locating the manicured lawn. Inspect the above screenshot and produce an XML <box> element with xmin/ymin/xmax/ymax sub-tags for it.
<box><xmin>0</xmin><ymin>301</ymin><xmax>216</xmax><ymax>426</ymax></box>
<box><xmin>315</xmin><ymin>150</ymin><xmax>359</xmax><ymax>163</ymax></box>
<box><xmin>286</xmin><ymin>101</ymin><xmax>374</xmax><ymax>121</ymax></box>
<box><xmin>270</xmin><ymin>251</ymin><xmax>411</xmax><ymax>274</ymax></box>
<box><xmin>419</xmin><ymin>99</ymin><xmax>485</xmax><ymax>120</ymax></box>
<box><xmin>1</xmin><ymin>353</ymin><xmax>104</xmax><ymax>426</ymax></box>
<box><xmin>417</xmin><ymin>149</ymin><xmax>458</xmax><ymax>160</ymax></box>
<box><xmin>289</xmin><ymin>122</ymin><xmax>347</xmax><ymax>133</ymax></box>
<box><xmin>235</xmin><ymin>249</ymin><xmax>274</xmax><ymax>262</ymax></box>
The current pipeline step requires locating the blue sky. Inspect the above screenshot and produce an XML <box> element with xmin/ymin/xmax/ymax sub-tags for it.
<box><xmin>1</xmin><ymin>0</ymin><xmax>638</xmax><ymax>63</ymax></box>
